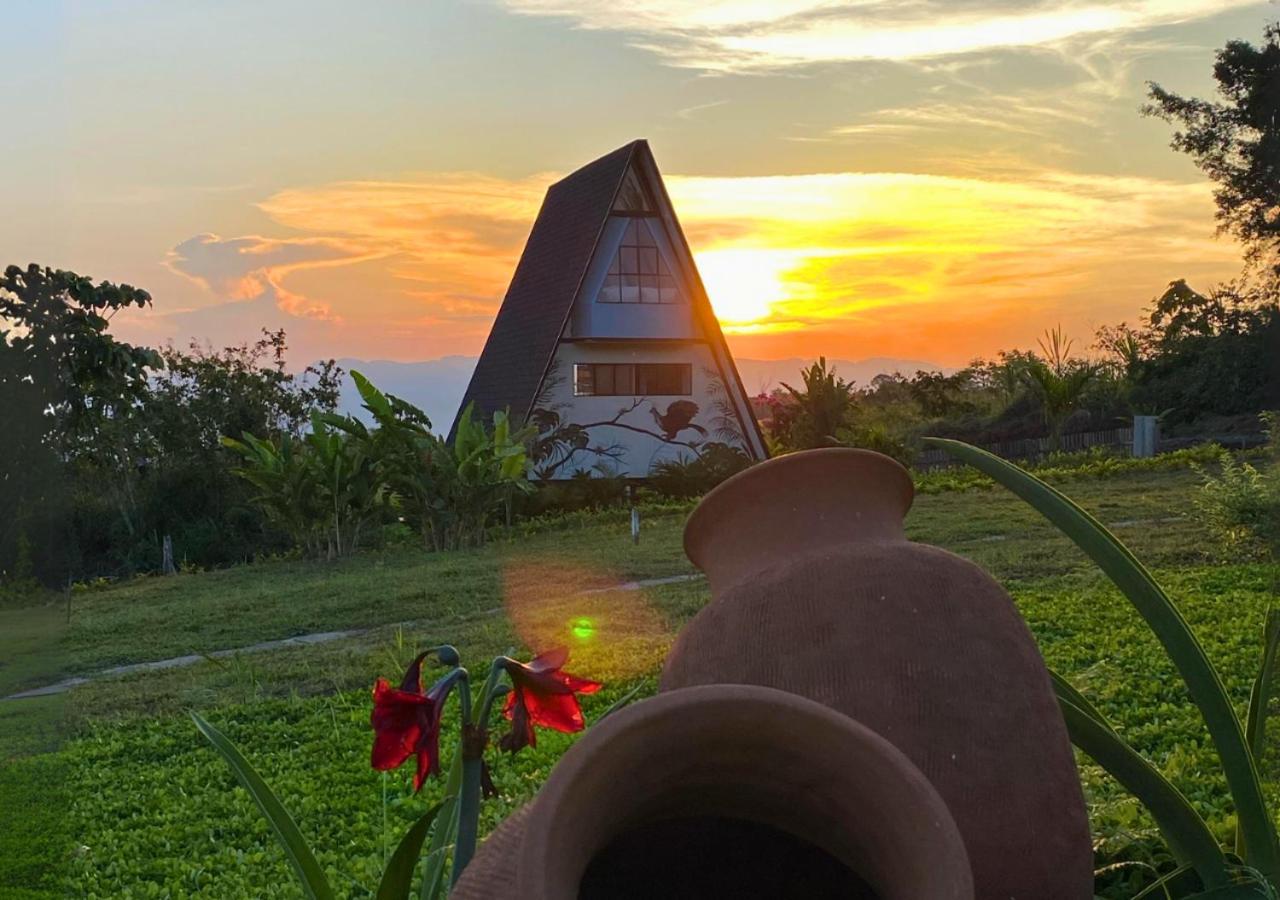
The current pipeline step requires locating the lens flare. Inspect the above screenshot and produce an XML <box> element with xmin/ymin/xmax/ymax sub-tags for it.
<box><xmin>500</xmin><ymin>557</ymin><xmax>673</xmax><ymax>680</ymax></box>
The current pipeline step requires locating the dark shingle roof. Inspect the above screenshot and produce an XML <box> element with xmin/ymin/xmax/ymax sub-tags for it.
<box><xmin>449</xmin><ymin>141</ymin><xmax>641</xmax><ymax>437</ymax></box>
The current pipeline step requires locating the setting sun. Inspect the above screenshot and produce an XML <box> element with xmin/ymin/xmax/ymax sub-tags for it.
<box><xmin>694</xmin><ymin>248</ymin><xmax>799</xmax><ymax>325</ymax></box>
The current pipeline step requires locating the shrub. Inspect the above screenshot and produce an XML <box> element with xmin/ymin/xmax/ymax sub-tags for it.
<box><xmin>649</xmin><ymin>443</ymin><xmax>752</xmax><ymax>499</ymax></box>
<box><xmin>521</xmin><ymin>470</ymin><xmax>629</xmax><ymax>516</ymax></box>
<box><xmin>1193</xmin><ymin>413</ymin><xmax>1279</xmax><ymax>559</ymax></box>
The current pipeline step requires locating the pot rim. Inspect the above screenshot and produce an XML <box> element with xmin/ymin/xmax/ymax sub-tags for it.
<box><xmin>515</xmin><ymin>683</ymin><xmax>972</xmax><ymax>900</ymax></box>
<box><xmin>683</xmin><ymin>448</ymin><xmax>915</xmax><ymax>574</ymax></box>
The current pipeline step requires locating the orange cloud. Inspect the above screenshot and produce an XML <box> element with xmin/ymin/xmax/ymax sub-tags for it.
<box><xmin>165</xmin><ymin>163</ymin><xmax>1240</xmax><ymax>363</ymax></box>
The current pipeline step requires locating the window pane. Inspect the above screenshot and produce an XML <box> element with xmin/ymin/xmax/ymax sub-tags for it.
<box><xmin>599</xmin><ymin>275</ymin><xmax>620</xmax><ymax>303</ymax></box>
<box><xmin>616</xmin><ymin>364</ymin><xmax>635</xmax><ymax>394</ymax></box>
<box><xmin>636</xmin><ymin>363</ymin><xmax>692</xmax><ymax>395</ymax></box>
<box><xmin>573</xmin><ymin>364</ymin><xmax>594</xmax><ymax>396</ymax></box>
<box><xmin>640</xmin><ymin>282</ymin><xmax>659</xmax><ymax>303</ymax></box>
<box><xmin>621</xmin><ymin>273</ymin><xmax>640</xmax><ymax>303</ymax></box>
<box><xmin>620</xmin><ymin>247</ymin><xmax>637</xmax><ymax>273</ymax></box>
<box><xmin>596</xmin><ymin>364</ymin><xmax>615</xmax><ymax>395</ymax></box>
<box><xmin>639</xmin><ymin>247</ymin><xmax>658</xmax><ymax>274</ymax></box>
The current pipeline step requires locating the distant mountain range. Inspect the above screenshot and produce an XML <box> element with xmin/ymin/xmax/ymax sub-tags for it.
<box><xmin>331</xmin><ymin>355</ymin><xmax>949</xmax><ymax>431</ymax></box>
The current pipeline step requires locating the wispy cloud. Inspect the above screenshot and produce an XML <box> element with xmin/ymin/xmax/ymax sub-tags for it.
<box><xmin>497</xmin><ymin>0</ymin><xmax>1262</xmax><ymax>72</ymax></box>
<box><xmin>676</xmin><ymin>98</ymin><xmax>730</xmax><ymax>119</ymax></box>
<box><xmin>164</xmin><ymin>234</ymin><xmax>379</xmax><ymax>321</ymax></box>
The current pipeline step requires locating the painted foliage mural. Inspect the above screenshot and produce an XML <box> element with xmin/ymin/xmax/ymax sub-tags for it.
<box><xmin>528</xmin><ymin>362</ymin><xmax>748</xmax><ymax>480</ymax></box>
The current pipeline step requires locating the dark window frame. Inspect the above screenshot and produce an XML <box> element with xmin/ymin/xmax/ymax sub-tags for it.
<box><xmin>598</xmin><ymin>217</ymin><xmax>681</xmax><ymax>305</ymax></box>
<box><xmin>573</xmin><ymin>362</ymin><xmax>692</xmax><ymax>397</ymax></box>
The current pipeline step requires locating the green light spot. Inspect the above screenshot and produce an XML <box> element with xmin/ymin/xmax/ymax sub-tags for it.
<box><xmin>571</xmin><ymin>617</ymin><xmax>595</xmax><ymax>641</ymax></box>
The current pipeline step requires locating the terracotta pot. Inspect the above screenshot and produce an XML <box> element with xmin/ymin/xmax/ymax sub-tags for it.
<box><xmin>661</xmin><ymin>448</ymin><xmax>1093</xmax><ymax>899</ymax></box>
<box><xmin>453</xmin><ymin>684</ymin><xmax>973</xmax><ymax>899</ymax></box>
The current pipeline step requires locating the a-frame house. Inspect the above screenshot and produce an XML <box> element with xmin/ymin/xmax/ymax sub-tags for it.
<box><xmin>451</xmin><ymin>140</ymin><xmax>767</xmax><ymax>480</ymax></box>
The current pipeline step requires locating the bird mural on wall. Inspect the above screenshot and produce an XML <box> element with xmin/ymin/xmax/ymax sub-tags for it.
<box><xmin>651</xmin><ymin>400</ymin><xmax>707</xmax><ymax>441</ymax></box>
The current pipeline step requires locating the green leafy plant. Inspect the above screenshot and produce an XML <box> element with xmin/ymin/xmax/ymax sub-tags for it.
<box><xmin>649</xmin><ymin>442</ymin><xmax>751</xmax><ymax>499</ymax></box>
<box><xmin>192</xmin><ymin>645</ymin><xmax>605</xmax><ymax>897</ymax></box>
<box><xmin>927</xmin><ymin>437</ymin><xmax>1280</xmax><ymax>898</ymax></box>
<box><xmin>191</xmin><ymin>712</ymin><xmax>444</xmax><ymax>900</ymax></box>
<box><xmin>779</xmin><ymin>357</ymin><xmax>858</xmax><ymax>449</ymax></box>
<box><xmin>1193</xmin><ymin>413</ymin><xmax>1280</xmax><ymax>560</ymax></box>
<box><xmin>221</xmin><ymin>412</ymin><xmax>385</xmax><ymax>560</ymax></box>
<box><xmin>1022</xmin><ymin>326</ymin><xmax>1097</xmax><ymax>452</ymax></box>
<box><xmin>328</xmin><ymin>373</ymin><xmax>533</xmax><ymax>552</ymax></box>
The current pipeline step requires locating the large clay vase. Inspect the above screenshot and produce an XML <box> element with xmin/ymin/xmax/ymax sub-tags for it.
<box><xmin>453</xmin><ymin>684</ymin><xmax>974</xmax><ymax>899</ymax></box>
<box><xmin>661</xmin><ymin>448</ymin><xmax>1093</xmax><ymax>899</ymax></box>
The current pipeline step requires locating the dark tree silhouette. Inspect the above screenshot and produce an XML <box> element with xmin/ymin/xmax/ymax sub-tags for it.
<box><xmin>1145</xmin><ymin>23</ymin><xmax>1280</xmax><ymax>276</ymax></box>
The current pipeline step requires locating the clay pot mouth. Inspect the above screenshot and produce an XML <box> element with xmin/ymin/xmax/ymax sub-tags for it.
<box><xmin>516</xmin><ymin>684</ymin><xmax>972</xmax><ymax>900</ymax></box>
<box><xmin>684</xmin><ymin>449</ymin><xmax>915</xmax><ymax>591</ymax></box>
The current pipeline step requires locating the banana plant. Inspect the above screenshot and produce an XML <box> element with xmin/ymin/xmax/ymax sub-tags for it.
<box><xmin>335</xmin><ymin>372</ymin><xmax>533</xmax><ymax>552</ymax></box>
<box><xmin>221</xmin><ymin>431</ymin><xmax>329</xmax><ymax>556</ymax></box>
<box><xmin>925</xmin><ymin>438</ymin><xmax>1280</xmax><ymax>898</ymax></box>
<box><xmin>223</xmin><ymin>416</ymin><xmax>386</xmax><ymax>559</ymax></box>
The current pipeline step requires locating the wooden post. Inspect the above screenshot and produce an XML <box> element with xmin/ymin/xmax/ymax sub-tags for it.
<box><xmin>628</xmin><ymin>484</ymin><xmax>640</xmax><ymax>545</ymax></box>
<box><xmin>162</xmin><ymin>534</ymin><xmax>177</xmax><ymax>575</ymax></box>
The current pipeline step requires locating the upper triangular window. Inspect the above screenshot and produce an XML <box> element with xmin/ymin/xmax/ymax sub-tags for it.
<box><xmin>597</xmin><ymin>218</ymin><xmax>682</xmax><ymax>304</ymax></box>
<box><xmin>612</xmin><ymin>166</ymin><xmax>653</xmax><ymax>213</ymax></box>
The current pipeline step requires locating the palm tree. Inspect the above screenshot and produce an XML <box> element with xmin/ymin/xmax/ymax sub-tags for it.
<box><xmin>781</xmin><ymin>357</ymin><xmax>858</xmax><ymax>449</ymax></box>
<box><xmin>1023</xmin><ymin>326</ymin><xmax>1095</xmax><ymax>452</ymax></box>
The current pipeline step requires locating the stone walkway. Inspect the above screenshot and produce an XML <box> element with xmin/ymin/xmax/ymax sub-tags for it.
<box><xmin>2</xmin><ymin>573</ymin><xmax>706</xmax><ymax>701</ymax></box>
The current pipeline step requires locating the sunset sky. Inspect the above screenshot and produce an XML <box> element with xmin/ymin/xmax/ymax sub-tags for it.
<box><xmin>2</xmin><ymin>1</ymin><xmax>1269</xmax><ymax>367</ymax></box>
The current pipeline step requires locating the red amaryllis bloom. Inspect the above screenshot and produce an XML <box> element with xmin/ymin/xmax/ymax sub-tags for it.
<box><xmin>370</xmin><ymin>652</ymin><xmax>448</xmax><ymax>791</ymax></box>
<box><xmin>500</xmin><ymin>648</ymin><xmax>601</xmax><ymax>754</ymax></box>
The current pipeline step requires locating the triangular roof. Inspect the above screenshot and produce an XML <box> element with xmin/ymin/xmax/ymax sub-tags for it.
<box><xmin>450</xmin><ymin>140</ymin><xmax>765</xmax><ymax>456</ymax></box>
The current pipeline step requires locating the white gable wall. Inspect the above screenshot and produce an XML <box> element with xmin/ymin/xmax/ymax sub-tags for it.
<box><xmin>533</xmin><ymin>340</ymin><xmax>753</xmax><ymax>480</ymax></box>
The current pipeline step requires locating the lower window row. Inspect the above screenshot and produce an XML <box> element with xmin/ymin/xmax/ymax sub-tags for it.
<box><xmin>573</xmin><ymin>363</ymin><xmax>692</xmax><ymax>396</ymax></box>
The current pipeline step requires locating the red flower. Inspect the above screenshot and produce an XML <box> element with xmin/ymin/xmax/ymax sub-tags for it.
<box><xmin>370</xmin><ymin>652</ymin><xmax>447</xmax><ymax>791</ymax></box>
<box><xmin>500</xmin><ymin>648</ymin><xmax>601</xmax><ymax>754</ymax></box>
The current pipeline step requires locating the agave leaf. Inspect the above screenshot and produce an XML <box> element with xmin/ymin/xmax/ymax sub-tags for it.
<box><xmin>1239</xmin><ymin>608</ymin><xmax>1280</xmax><ymax>858</ymax></box>
<box><xmin>925</xmin><ymin>437</ymin><xmax>1280</xmax><ymax>880</ymax></box>
<box><xmin>592</xmin><ymin>683</ymin><xmax>644</xmax><ymax>725</ymax></box>
<box><xmin>1128</xmin><ymin>863</ymin><xmax>1197</xmax><ymax>899</ymax></box>
<box><xmin>421</xmin><ymin>750</ymin><xmax>463</xmax><ymax>899</ymax></box>
<box><xmin>1055</xmin><ymin>693</ymin><xmax>1227</xmax><ymax>887</ymax></box>
<box><xmin>1049</xmin><ymin>669</ymin><xmax>1116</xmax><ymax>733</ymax></box>
<box><xmin>1183</xmin><ymin>884</ymin><xmax>1276</xmax><ymax>898</ymax></box>
<box><xmin>191</xmin><ymin>712</ymin><xmax>335</xmax><ymax>900</ymax></box>
<box><xmin>374</xmin><ymin>801</ymin><xmax>444</xmax><ymax>900</ymax></box>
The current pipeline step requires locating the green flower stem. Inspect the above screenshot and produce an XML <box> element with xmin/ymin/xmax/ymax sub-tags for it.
<box><xmin>477</xmin><ymin>658</ymin><xmax>512</xmax><ymax>725</ymax></box>
<box><xmin>454</xmin><ymin>750</ymin><xmax>483</xmax><ymax>885</ymax></box>
<box><xmin>452</xmin><ymin>660</ymin><xmax>510</xmax><ymax>886</ymax></box>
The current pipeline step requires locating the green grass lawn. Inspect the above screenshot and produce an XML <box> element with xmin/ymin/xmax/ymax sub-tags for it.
<box><xmin>0</xmin><ymin>465</ymin><xmax>1275</xmax><ymax>898</ymax></box>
